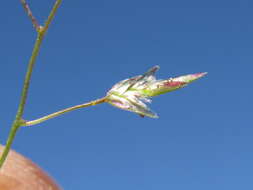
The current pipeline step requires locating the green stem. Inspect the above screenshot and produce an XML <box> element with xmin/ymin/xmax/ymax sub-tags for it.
<box><xmin>24</xmin><ymin>97</ymin><xmax>107</xmax><ymax>126</ymax></box>
<box><xmin>16</xmin><ymin>32</ymin><xmax>43</xmax><ymax>120</ymax></box>
<box><xmin>41</xmin><ymin>0</ymin><xmax>62</xmax><ymax>34</ymax></box>
<box><xmin>0</xmin><ymin>0</ymin><xmax>62</xmax><ymax>168</ymax></box>
<box><xmin>0</xmin><ymin>123</ymin><xmax>20</xmax><ymax>168</ymax></box>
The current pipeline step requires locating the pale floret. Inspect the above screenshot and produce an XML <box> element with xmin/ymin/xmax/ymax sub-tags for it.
<box><xmin>106</xmin><ymin>66</ymin><xmax>206</xmax><ymax>118</ymax></box>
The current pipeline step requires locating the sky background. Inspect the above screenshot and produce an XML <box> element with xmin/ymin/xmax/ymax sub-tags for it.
<box><xmin>0</xmin><ymin>0</ymin><xmax>253</xmax><ymax>189</ymax></box>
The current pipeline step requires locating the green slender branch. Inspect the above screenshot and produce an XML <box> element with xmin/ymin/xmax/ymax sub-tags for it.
<box><xmin>42</xmin><ymin>0</ymin><xmax>62</xmax><ymax>33</ymax></box>
<box><xmin>0</xmin><ymin>31</ymin><xmax>43</xmax><ymax>169</ymax></box>
<box><xmin>16</xmin><ymin>33</ymin><xmax>43</xmax><ymax>120</ymax></box>
<box><xmin>24</xmin><ymin>97</ymin><xmax>107</xmax><ymax>127</ymax></box>
<box><xmin>0</xmin><ymin>0</ymin><xmax>62</xmax><ymax>169</ymax></box>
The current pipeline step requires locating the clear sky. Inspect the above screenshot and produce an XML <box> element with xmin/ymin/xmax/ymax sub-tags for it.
<box><xmin>1</xmin><ymin>0</ymin><xmax>253</xmax><ymax>189</ymax></box>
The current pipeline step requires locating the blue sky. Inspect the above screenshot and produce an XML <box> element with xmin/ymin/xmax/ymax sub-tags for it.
<box><xmin>1</xmin><ymin>0</ymin><xmax>253</xmax><ymax>189</ymax></box>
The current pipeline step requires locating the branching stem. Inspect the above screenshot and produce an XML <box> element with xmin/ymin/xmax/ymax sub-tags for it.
<box><xmin>0</xmin><ymin>0</ymin><xmax>62</xmax><ymax>168</ymax></box>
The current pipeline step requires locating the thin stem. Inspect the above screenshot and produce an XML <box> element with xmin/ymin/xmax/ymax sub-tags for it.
<box><xmin>42</xmin><ymin>0</ymin><xmax>62</xmax><ymax>33</ymax></box>
<box><xmin>24</xmin><ymin>97</ymin><xmax>107</xmax><ymax>127</ymax></box>
<box><xmin>0</xmin><ymin>31</ymin><xmax>44</xmax><ymax>168</ymax></box>
<box><xmin>0</xmin><ymin>124</ymin><xmax>20</xmax><ymax>168</ymax></box>
<box><xmin>20</xmin><ymin>0</ymin><xmax>40</xmax><ymax>31</ymax></box>
<box><xmin>16</xmin><ymin>0</ymin><xmax>62</xmax><ymax>119</ymax></box>
<box><xmin>0</xmin><ymin>0</ymin><xmax>62</xmax><ymax>168</ymax></box>
<box><xmin>16</xmin><ymin>32</ymin><xmax>44</xmax><ymax>120</ymax></box>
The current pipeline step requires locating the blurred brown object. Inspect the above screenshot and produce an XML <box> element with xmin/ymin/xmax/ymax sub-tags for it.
<box><xmin>0</xmin><ymin>145</ymin><xmax>61</xmax><ymax>190</ymax></box>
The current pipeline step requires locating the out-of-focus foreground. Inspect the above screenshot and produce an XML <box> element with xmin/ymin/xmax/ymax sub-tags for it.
<box><xmin>0</xmin><ymin>145</ymin><xmax>61</xmax><ymax>190</ymax></box>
